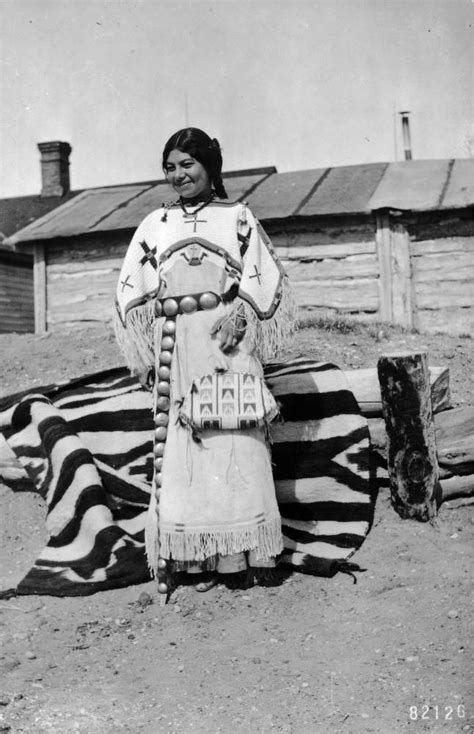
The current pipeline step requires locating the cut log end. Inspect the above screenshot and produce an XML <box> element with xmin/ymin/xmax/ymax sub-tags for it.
<box><xmin>378</xmin><ymin>352</ymin><xmax>439</xmax><ymax>522</ymax></box>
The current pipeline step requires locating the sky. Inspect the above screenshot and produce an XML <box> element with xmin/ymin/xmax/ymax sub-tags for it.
<box><xmin>0</xmin><ymin>0</ymin><xmax>472</xmax><ymax>198</ymax></box>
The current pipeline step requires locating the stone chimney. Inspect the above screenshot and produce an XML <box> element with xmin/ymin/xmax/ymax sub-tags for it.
<box><xmin>38</xmin><ymin>141</ymin><xmax>72</xmax><ymax>197</ymax></box>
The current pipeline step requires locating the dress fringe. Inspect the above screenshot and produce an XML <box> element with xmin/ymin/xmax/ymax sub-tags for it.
<box><xmin>157</xmin><ymin>515</ymin><xmax>283</xmax><ymax>565</ymax></box>
<box><xmin>113</xmin><ymin>301</ymin><xmax>156</xmax><ymax>374</ymax></box>
<box><xmin>228</xmin><ymin>277</ymin><xmax>297</xmax><ymax>363</ymax></box>
<box><xmin>144</xmin><ymin>492</ymin><xmax>160</xmax><ymax>577</ymax></box>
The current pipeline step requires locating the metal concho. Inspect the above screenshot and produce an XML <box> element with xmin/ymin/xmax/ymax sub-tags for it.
<box><xmin>199</xmin><ymin>292</ymin><xmax>219</xmax><ymax>310</ymax></box>
<box><xmin>180</xmin><ymin>295</ymin><xmax>198</xmax><ymax>314</ymax></box>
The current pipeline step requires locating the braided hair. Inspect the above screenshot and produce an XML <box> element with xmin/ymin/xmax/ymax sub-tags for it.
<box><xmin>162</xmin><ymin>128</ymin><xmax>229</xmax><ymax>199</ymax></box>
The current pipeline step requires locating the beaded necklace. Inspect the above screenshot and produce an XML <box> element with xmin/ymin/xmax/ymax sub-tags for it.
<box><xmin>179</xmin><ymin>191</ymin><xmax>215</xmax><ymax>216</ymax></box>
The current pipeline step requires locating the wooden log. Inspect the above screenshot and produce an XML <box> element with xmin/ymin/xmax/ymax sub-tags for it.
<box><xmin>377</xmin><ymin>352</ymin><xmax>440</xmax><ymax>521</ymax></box>
<box><xmin>414</xmin><ymin>280</ymin><xmax>473</xmax><ymax>309</ymax></box>
<box><xmin>343</xmin><ymin>365</ymin><xmax>450</xmax><ymax>417</ymax></box>
<box><xmin>293</xmin><ymin>278</ymin><xmax>379</xmax><ymax>311</ymax></box>
<box><xmin>439</xmin><ymin>474</ymin><xmax>474</xmax><ymax>502</ymax></box>
<box><xmin>390</xmin><ymin>223</ymin><xmax>414</xmax><ymax>328</ymax></box>
<box><xmin>368</xmin><ymin>407</ymin><xmax>474</xmax><ymax>478</ymax></box>
<box><xmin>34</xmin><ymin>243</ymin><xmax>47</xmax><ymax>333</ymax></box>
<box><xmin>375</xmin><ymin>464</ymin><xmax>474</xmax><ymax>503</ymax></box>
<box><xmin>435</xmin><ymin>407</ymin><xmax>474</xmax><ymax>475</ymax></box>
<box><xmin>375</xmin><ymin>211</ymin><xmax>392</xmax><ymax>321</ymax></box>
<box><xmin>283</xmin><ymin>255</ymin><xmax>378</xmax><ymax>281</ymax></box>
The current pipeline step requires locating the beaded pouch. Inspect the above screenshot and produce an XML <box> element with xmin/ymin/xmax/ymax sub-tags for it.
<box><xmin>179</xmin><ymin>372</ymin><xmax>279</xmax><ymax>430</ymax></box>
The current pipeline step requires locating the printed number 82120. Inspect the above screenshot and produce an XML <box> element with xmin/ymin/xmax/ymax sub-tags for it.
<box><xmin>409</xmin><ymin>705</ymin><xmax>465</xmax><ymax>720</ymax></box>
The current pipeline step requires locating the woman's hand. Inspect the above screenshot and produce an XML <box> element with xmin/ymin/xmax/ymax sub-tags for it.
<box><xmin>136</xmin><ymin>367</ymin><xmax>154</xmax><ymax>391</ymax></box>
<box><xmin>210</xmin><ymin>315</ymin><xmax>246</xmax><ymax>354</ymax></box>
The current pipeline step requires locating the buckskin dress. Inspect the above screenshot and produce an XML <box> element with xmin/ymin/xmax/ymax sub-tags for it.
<box><xmin>114</xmin><ymin>197</ymin><xmax>295</xmax><ymax>575</ymax></box>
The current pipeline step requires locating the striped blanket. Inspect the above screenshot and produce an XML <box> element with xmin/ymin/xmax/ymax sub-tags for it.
<box><xmin>0</xmin><ymin>359</ymin><xmax>376</xmax><ymax>597</ymax></box>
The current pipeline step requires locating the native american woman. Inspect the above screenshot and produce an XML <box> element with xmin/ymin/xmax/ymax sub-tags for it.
<box><xmin>114</xmin><ymin>128</ymin><xmax>295</xmax><ymax>591</ymax></box>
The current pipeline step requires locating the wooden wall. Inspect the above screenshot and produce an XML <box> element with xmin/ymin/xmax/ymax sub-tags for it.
<box><xmin>0</xmin><ymin>249</ymin><xmax>34</xmax><ymax>333</ymax></box>
<box><xmin>46</xmin><ymin>236</ymin><xmax>127</xmax><ymax>329</ymax></box>
<box><xmin>40</xmin><ymin>208</ymin><xmax>473</xmax><ymax>337</ymax></box>
<box><xmin>404</xmin><ymin>211</ymin><xmax>474</xmax><ymax>336</ymax></box>
<box><xmin>268</xmin><ymin>217</ymin><xmax>379</xmax><ymax>320</ymax></box>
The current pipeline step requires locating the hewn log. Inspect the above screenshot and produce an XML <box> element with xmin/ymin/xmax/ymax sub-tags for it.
<box><xmin>343</xmin><ymin>365</ymin><xmax>450</xmax><ymax>417</ymax></box>
<box><xmin>377</xmin><ymin>352</ymin><xmax>440</xmax><ymax>521</ymax></box>
<box><xmin>375</xmin><ymin>464</ymin><xmax>474</xmax><ymax>503</ymax></box>
<box><xmin>439</xmin><ymin>474</ymin><xmax>474</xmax><ymax>502</ymax></box>
<box><xmin>34</xmin><ymin>244</ymin><xmax>47</xmax><ymax>333</ymax></box>
<box><xmin>435</xmin><ymin>407</ymin><xmax>474</xmax><ymax>475</ymax></box>
<box><xmin>293</xmin><ymin>278</ymin><xmax>379</xmax><ymax>311</ymax></box>
<box><xmin>368</xmin><ymin>406</ymin><xmax>474</xmax><ymax>478</ymax></box>
<box><xmin>375</xmin><ymin>211</ymin><xmax>392</xmax><ymax>321</ymax></box>
<box><xmin>390</xmin><ymin>223</ymin><xmax>414</xmax><ymax>328</ymax></box>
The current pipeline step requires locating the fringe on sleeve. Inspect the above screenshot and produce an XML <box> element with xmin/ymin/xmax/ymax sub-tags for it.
<box><xmin>113</xmin><ymin>300</ymin><xmax>156</xmax><ymax>375</ymax></box>
<box><xmin>226</xmin><ymin>275</ymin><xmax>297</xmax><ymax>363</ymax></box>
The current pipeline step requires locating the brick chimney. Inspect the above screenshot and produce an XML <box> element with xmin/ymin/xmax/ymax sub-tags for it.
<box><xmin>38</xmin><ymin>141</ymin><xmax>72</xmax><ymax>197</ymax></box>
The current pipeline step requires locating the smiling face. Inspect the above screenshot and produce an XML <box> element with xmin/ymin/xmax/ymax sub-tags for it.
<box><xmin>164</xmin><ymin>149</ymin><xmax>212</xmax><ymax>201</ymax></box>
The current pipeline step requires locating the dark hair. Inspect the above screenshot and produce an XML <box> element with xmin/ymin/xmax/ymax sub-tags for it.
<box><xmin>162</xmin><ymin>127</ymin><xmax>228</xmax><ymax>199</ymax></box>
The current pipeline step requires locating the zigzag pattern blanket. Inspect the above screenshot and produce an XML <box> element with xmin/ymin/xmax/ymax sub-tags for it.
<box><xmin>0</xmin><ymin>359</ymin><xmax>376</xmax><ymax>597</ymax></box>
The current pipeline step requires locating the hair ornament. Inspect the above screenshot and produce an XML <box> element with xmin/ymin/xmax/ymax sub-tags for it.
<box><xmin>161</xmin><ymin>202</ymin><xmax>170</xmax><ymax>223</ymax></box>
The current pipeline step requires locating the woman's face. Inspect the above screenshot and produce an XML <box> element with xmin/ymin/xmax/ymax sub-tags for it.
<box><xmin>164</xmin><ymin>149</ymin><xmax>212</xmax><ymax>200</ymax></box>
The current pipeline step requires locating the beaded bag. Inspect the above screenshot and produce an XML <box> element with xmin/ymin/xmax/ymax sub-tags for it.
<box><xmin>179</xmin><ymin>372</ymin><xmax>279</xmax><ymax>431</ymax></box>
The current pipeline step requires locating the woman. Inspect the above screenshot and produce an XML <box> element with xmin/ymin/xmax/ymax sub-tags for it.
<box><xmin>114</xmin><ymin>128</ymin><xmax>295</xmax><ymax>596</ymax></box>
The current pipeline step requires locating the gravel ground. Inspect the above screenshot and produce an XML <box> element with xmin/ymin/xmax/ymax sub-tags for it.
<box><xmin>0</xmin><ymin>321</ymin><xmax>472</xmax><ymax>733</ymax></box>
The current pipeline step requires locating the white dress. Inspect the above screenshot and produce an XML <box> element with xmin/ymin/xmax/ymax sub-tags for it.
<box><xmin>114</xmin><ymin>198</ymin><xmax>295</xmax><ymax>573</ymax></box>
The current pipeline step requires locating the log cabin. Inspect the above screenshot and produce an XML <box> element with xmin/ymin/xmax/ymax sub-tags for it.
<box><xmin>5</xmin><ymin>152</ymin><xmax>474</xmax><ymax>336</ymax></box>
<box><xmin>0</xmin><ymin>142</ymin><xmax>80</xmax><ymax>333</ymax></box>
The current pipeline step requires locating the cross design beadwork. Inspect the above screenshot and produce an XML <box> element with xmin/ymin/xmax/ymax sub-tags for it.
<box><xmin>249</xmin><ymin>265</ymin><xmax>262</xmax><ymax>284</ymax></box>
<box><xmin>120</xmin><ymin>275</ymin><xmax>134</xmax><ymax>292</ymax></box>
<box><xmin>183</xmin><ymin>214</ymin><xmax>207</xmax><ymax>233</ymax></box>
<box><xmin>139</xmin><ymin>240</ymin><xmax>158</xmax><ymax>270</ymax></box>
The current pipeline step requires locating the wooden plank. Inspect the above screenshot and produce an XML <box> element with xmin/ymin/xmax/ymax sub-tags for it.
<box><xmin>293</xmin><ymin>279</ymin><xmax>379</xmax><ymax>311</ymax></box>
<box><xmin>0</xmin><ymin>270</ymin><xmax>34</xmax><ymax>284</ymax></box>
<box><xmin>415</xmin><ymin>281</ymin><xmax>473</xmax><ymax>308</ymax></box>
<box><xmin>274</xmin><ymin>240</ymin><xmax>376</xmax><ymax>259</ymax></box>
<box><xmin>412</xmin><ymin>238</ymin><xmax>474</xmax><ymax>256</ymax></box>
<box><xmin>0</xmin><ymin>303</ymin><xmax>35</xmax><ymax>316</ymax></box>
<box><xmin>48</xmin><ymin>258</ymin><xmax>125</xmax><ymax>275</ymax></box>
<box><xmin>434</xmin><ymin>407</ymin><xmax>474</xmax><ymax>474</ymax></box>
<box><xmin>440</xmin><ymin>474</ymin><xmax>474</xmax><ymax>502</ymax></box>
<box><xmin>47</xmin><ymin>240</ymin><xmax>128</xmax><ymax>265</ymax></box>
<box><xmin>412</xmin><ymin>251</ymin><xmax>474</xmax><ymax>282</ymax></box>
<box><xmin>33</xmin><ymin>244</ymin><xmax>47</xmax><ymax>334</ymax></box>
<box><xmin>48</xmin><ymin>305</ymin><xmax>115</xmax><ymax>324</ymax></box>
<box><xmin>377</xmin><ymin>352</ymin><xmax>439</xmax><ymax>521</ymax></box>
<box><xmin>283</xmin><ymin>254</ymin><xmax>378</xmax><ymax>281</ymax></box>
<box><xmin>390</xmin><ymin>223</ymin><xmax>413</xmax><ymax>328</ymax></box>
<box><xmin>375</xmin><ymin>212</ymin><xmax>392</xmax><ymax>321</ymax></box>
<box><xmin>48</xmin><ymin>285</ymin><xmax>116</xmax><ymax>308</ymax></box>
<box><xmin>344</xmin><ymin>365</ymin><xmax>450</xmax><ymax>417</ymax></box>
<box><xmin>48</xmin><ymin>272</ymin><xmax>117</xmax><ymax>294</ymax></box>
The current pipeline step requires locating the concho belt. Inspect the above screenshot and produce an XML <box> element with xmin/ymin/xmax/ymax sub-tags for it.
<box><xmin>154</xmin><ymin>291</ymin><xmax>221</xmax><ymax>317</ymax></box>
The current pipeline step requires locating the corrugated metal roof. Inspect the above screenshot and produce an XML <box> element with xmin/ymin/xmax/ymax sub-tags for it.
<box><xmin>0</xmin><ymin>190</ymin><xmax>81</xmax><ymax>239</ymax></box>
<box><xmin>86</xmin><ymin>182</ymin><xmax>171</xmax><ymax>232</ymax></box>
<box><xmin>368</xmin><ymin>159</ymin><xmax>453</xmax><ymax>211</ymax></box>
<box><xmin>7</xmin><ymin>159</ymin><xmax>473</xmax><ymax>245</ymax></box>
<box><xmin>299</xmin><ymin>162</ymin><xmax>389</xmax><ymax>216</ymax></box>
<box><xmin>8</xmin><ymin>184</ymin><xmax>152</xmax><ymax>241</ymax></box>
<box><xmin>247</xmin><ymin>168</ymin><xmax>326</xmax><ymax>219</ymax></box>
<box><xmin>441</xmin><ymin>159</ymin><xmax>474</xmax><ymax>209</ymax></box>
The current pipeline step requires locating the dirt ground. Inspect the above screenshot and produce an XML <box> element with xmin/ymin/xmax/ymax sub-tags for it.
<box><xmin>0</xmin><ymin>321</ymin><xmax>473</xmax><ymax>734</ymax></box>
